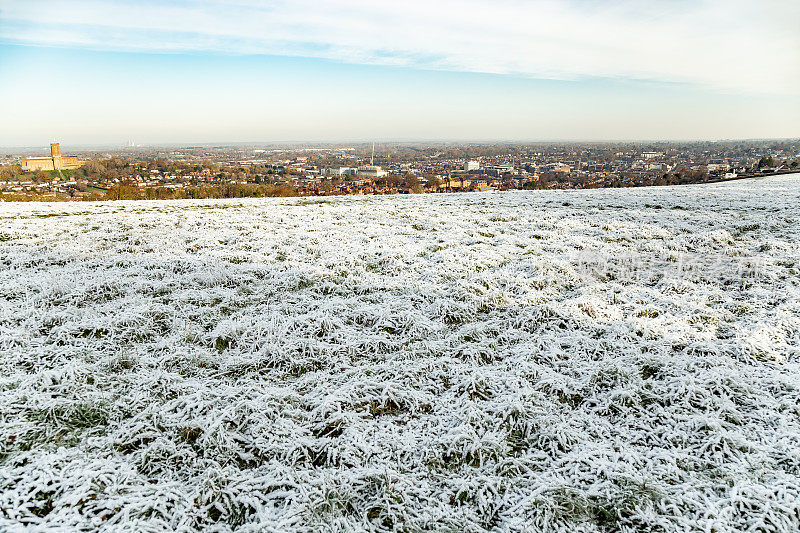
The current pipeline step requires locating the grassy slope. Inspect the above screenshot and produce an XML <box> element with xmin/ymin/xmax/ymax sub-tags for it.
<box><xmin>0</xmin><ymin>176</ymin><xmax>799</xmax><ymax>531</ymax></box>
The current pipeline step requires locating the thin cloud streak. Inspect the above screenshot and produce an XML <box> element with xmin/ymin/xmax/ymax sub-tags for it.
<box><xmin>2</xmin><ymin>0</ymin><xmax>798</xmax><ymax>95</ymax></box>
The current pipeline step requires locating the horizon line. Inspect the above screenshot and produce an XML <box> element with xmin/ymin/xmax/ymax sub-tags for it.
<box><xmin>3</xmin><ymin>137</ymin><xmax>800</xmax><ymax>151</ymax></box>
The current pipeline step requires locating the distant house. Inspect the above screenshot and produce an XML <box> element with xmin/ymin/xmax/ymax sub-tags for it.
<box><xmin>443</xmin><ymin>175</ymin><xmax>471</xmax><ymax>190</ymax></box>
<box><xmin>541</xmin><ymin>163</ymin><xmax>570</xmax><ymax>173</ymax></box>
<box><xmin>707</xmin><ymin>160</ymin><xmax>730</xmax><ymax>172</ymax></box>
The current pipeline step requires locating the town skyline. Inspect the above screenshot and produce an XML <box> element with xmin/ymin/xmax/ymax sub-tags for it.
<box><xmin>3</xmin><ymin>138</ymin><xmax>798</xmax><ymax>201</ymax></box>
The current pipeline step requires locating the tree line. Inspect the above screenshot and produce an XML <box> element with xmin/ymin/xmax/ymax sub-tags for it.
<box><xmin>105</xmin><ymin>181</ymin><xmax>298</xmax><ymax>201</ymax></box>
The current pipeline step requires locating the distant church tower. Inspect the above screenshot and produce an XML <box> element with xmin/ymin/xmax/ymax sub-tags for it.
<box><xmin>50</xmin><ymin>143</ymin><xmax>62</xmax><ymax>170</ymax></box>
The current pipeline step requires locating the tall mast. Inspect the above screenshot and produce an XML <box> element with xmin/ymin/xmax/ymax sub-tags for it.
<box><xmin>371</xmin><ymin>142</ymin><xmax>375</xmax><ymax>166</ymax></box>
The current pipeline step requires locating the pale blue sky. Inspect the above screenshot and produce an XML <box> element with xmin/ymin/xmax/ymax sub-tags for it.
<box><xmin>1</xmin><ymin>0</ymin><xmax>798</xmax><ymax>145</ymax></box>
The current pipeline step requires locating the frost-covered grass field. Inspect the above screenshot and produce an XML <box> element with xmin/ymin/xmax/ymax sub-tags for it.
<box><xmin>1</xmin><ymin>175</ymin><xmax>800</xmax><ymax>532</ymax></box>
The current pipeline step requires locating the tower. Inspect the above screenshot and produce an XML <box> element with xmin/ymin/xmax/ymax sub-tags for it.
<box><xmin>50</xmin><ymin>142</ymin><xmax>63</xmax><ymax>170</ymax></box>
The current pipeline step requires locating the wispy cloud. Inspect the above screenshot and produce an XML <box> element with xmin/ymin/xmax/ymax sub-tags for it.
<box><xmin>1</xmin><ymin>0</ymin><xmax>798</xmax><ymax>94</ymax></box>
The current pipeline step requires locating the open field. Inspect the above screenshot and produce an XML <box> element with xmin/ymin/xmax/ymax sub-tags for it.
<box><xmin>1</xmin><ymin>175</ymin><xmax>799</xmax><ymax>531</ymax></box>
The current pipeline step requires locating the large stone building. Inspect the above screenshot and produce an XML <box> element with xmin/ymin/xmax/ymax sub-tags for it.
<box><xmin>21</xmin><ymin>143</ymin><xmax>82</xmax><ymax>171</ymax></box>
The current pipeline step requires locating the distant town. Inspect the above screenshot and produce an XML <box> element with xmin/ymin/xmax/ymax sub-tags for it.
<box><xmin>1</xmin><ymin>140</ymin><xmax>798</xmax><ymax>201</ymax></box>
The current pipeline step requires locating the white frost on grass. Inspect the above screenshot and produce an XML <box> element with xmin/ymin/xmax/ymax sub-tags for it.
<box><xmin>1</xmin><ymin>175</ymin><xmax>800</xmax><ymax>531</ymax></box>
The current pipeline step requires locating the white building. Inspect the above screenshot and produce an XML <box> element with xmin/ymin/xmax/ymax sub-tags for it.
<box><xmin>464</xmin><ymin>160</ymin><xmax>480</xmax><ymax>171</ymax></box>
<box><xmin>707</xmin><ymin>161</ymin><xmax>731</xmax><ymax>172</ymax></box>
<box><xmin>357</xmin><ymin>165</ymin><xmax>387</xmax><ymax>179</ymax></box>
<box><xmin>323</xmin><ymin>167</ymin><xmax>358</xmax><ymax>176</ymax></box>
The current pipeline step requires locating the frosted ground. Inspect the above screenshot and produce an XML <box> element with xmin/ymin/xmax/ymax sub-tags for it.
<box><xmin>1</xmin><ymin>175</ymin><xmax>799</xmax><ymax>532</ymax></box>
